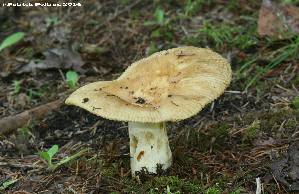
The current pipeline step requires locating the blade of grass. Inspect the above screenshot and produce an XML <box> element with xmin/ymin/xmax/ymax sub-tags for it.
<box><xmin>243</xmin><ymin>53</ymin><xmax>290</xmax><ymax>93</ymax></box>
<box><xmin>49</xmin><ymin>148</ymin><xmax>87</xmax><ymax>170</ymax></box>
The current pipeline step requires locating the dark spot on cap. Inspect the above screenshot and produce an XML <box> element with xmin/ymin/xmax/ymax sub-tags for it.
<box><xmin>136</xmin><ymin>97</ymin><xmax>145</xmax><ymax>104</ymax></box>
<box><xmin>82</xmin><ymin>98</ymin><xmax>89</xmax><ymax>103</ymax></box>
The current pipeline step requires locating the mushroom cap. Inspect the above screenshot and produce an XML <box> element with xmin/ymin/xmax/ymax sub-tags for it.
<box><xmin>65</xmin><ymin>46</ymin><xmax>232</xmax><ymax>123</ymax></box>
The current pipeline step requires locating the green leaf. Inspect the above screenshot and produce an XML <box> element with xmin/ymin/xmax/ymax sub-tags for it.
<box><xmin>155</xmin><ymin>9</ymin><xmax>164</xmax><ymax>24</ymax></box>
<box><xmin>0</xmin><ymin>32</ymin><xmax>25</xmax><ymax>51</ymax></box>
<box><xmin>29</xmin><ymin>88</ymin><xmax>33</xmax><ymax>100</ymax></box>
<box><xmin>48</xmin><ymin>144</ymin><xmax>59</xmax><ymax>157</ymax></box>
<box><xmin>36</xmin><ymin>152</ymin><xmax>51</xmax><ymax>165</ymax></box>
<box><xmin>36</xmin><ymin>145</ymin><xmax>58</xmax><ymax>166</ymax></box>
<box><xmin>66</xmin><ymin>71</ymin><xmax>78</xmax><ymax>91</ymax></box>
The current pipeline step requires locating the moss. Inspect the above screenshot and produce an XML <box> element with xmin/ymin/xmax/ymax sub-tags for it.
<box><xmin>148</xmin><ymin>41</ymin><xmax>159</xmax><ymax>56</ymax></box>
<box><xmin>151</xmin><ymin>28</ymin><xmax>173</xmax><ymax>39</ymax></box>
<box><xmin>101</xmin><ymin>167</ymin><xmax>118</xmax><ymax>177</ymax></box>
<box><xmin>18</xmin><ymin>124</ymin><xmax>32</xmax><ymax>138</ymax></box>
<box><xmin>292</xmin><ymin>95</ymin><xmax>299</xmax><ymax>109</ymax></box>
<box><xmin>126</xmin><ymin>176</ymin><xmax>203</xmax><ymax>193</ymax></box>
<box><xmin>292</xmin><ymin>75</ymin><xmax>299</xmax><ymax>85</ymax></box>
<box><xmin>242</xmin><ymin>121</ymin><xmax>260</xmax><ymax>141</ymax></box>
<box><xmin>215</xmin><ymin>122</ymin><xmax>229</xmax><ymax>141</ymax></box>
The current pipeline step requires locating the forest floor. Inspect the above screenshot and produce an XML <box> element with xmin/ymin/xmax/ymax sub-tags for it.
<box><xmin>1</xmin><ymin>0</ymin><xmax>299</xmax><ymax>193</ymax></box>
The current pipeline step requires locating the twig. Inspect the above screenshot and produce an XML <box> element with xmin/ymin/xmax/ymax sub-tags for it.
<box><xmin>0</xmin><ymin>162</ymin><xmax>44</xmax><ymax>168</ymax></box>
<box><xmin>271</xmin><ymin>172</ymin><xmax>281</xmax><ymax>192</ymax></box>
<box><xmin>0</xmin><ymin>100</ymin><xmax>61</xmax><ymax>135</ymax></box>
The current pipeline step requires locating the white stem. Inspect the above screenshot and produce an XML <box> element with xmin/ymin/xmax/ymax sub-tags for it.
<box><xmin>128</xmin><ymin>122</ymin><xmax>172</xmax><ymax>177</ymax></box>
<box><xmin>256</xmin><ymin>177</ymin><xmax>262</xmax><ymax>194</ymax></box>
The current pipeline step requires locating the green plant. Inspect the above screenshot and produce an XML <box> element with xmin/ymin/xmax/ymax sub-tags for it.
<box><xmin>3</xmin><ymin>20</ymin><xmax>13</xmax><ymax>30</ymax></box>
<box><xmin>45</xmin><ymin>17</ymin><xmax>62</xmax><ymax>26</ymax></box>
<box><xmin>24</xmin><ymin>47</ymin><xmax>33</xmax><ymax>60</ymax></box>
<box><xmin>66</xmin><ymin>71</ymin><xmax>78</xmax><ymax>91</ymax></box>
<box><xmin>143</xmin><ymin>9</ymin><xmax>165</xmax><ymax>26</ymax></box>
<box><xmin>196</xmin><ymin>20</ymin><xmax>244</xmax><ymax>49</ymax></box>
<box><xmin>205</xmin><ymin>187</ymin><xmax>221</xmax><ymax>194</ymax></box>
<box><xmin>293</xmin><ymin>95</ymin><xmax>299</xmax><ymax>109</ymax></box>
<box><xmin>166</xmin><ymin>184</ymin><xmax>181</xmax><ymax>194</ymax></box>
<box><xmin>18</xmin><ymin>124</ymin><xmax>32</xmax><ymax>138</ymax></box>
<box><xmin>0</xmin><ymin>179</ymin><xmax>18</xmax><ymax>190</ymax></box>
<box><xmin>237</xmin><ymin>15</ymin><xmax>299</xmax><ymax>92</ymax></box>
<box><xmin>148</xmin><ymin>41</ymin><xmax>158</xmax><ymax>55</ymax></box>
<box><xmin>102</xmin><ymin>167</ymin><xmax>118</xmax><ymax>177</ymax></box>
<box><xmin>36</xmin><ymin>145</ymin><xmax>87</xmax><ymax>170</ymax></box>
<box><xmin>242</xmin><ymin>121</ymin><xmax>260</xmax><ymax>145</ymax></box>
<box><xmin>286</xmin><ymin>122</ymin><xmax>299</xmax><ymax>127</ymax></box>
<box><xmin>278</xmin><ymin>0</ymin><xmax>299</xmax><ymax>4</ymax></box>
<box><xmin>0</xmin><ymin>32</ymin><xmax>25</xmax><ymax>51</ymax></box>
<box><xmin>29</xmin><ymin>88</ymin><xmax>43</xmax><ymax>100</ymax></box>
<box><xmin>13</xmin><ymin>81</ymin><xmax>20</xmax><ymax>94</ymax></box>
<box><xmin>143</xmin><ymin>9</ymin><xmax>174</xmax><ymax>39</ymax></box>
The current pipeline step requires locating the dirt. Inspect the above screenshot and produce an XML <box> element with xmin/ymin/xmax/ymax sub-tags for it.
<box><xmin>1</xmin><ymin>0</ymin><xmax>299</xmax><ymax>193</ymax></box>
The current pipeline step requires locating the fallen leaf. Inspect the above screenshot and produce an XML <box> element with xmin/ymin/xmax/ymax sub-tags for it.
<box><xmin>49</xmin><ymin>26</ymin><xmax>71</xmax><ymax>43</ymax></box>
<box><xmin>42</xmin><ymin>48</ymin><xmax>85</xmax><ymax>73</ymax></box>
<box><xmin>16</xmin><ymin>61</ymin><xmax>46</xmax><ymax>76</ymax></box>
<box><xmin>268</xmin><ymin>142</ymin><xmax>299</xmax><ymax>191</ymax></box>
<box><xmin>16</xmin><ymin>48</ymin><xmax>86</xmax><ymax>75</ymax></box>
<box><xmin>258</xmin><ymin>0</ymin><xmax>299</xmax><ymax>40</ymax></box>
<box><xmin>254</xmin><ymin>137</ymin><xmax>276</xmax><ymax>147</ymax></box>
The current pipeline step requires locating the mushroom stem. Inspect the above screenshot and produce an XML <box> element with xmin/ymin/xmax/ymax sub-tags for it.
<box><xmin>128</xmin><ymin>122</ymin><xmax>172</xmax><ymax>177</ymax></box>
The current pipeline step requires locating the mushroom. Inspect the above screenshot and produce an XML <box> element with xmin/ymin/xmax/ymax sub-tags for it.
<box><xmin>65</xmin><ymin>46</ymin><xmax>232</xmax><ymax>177</ymax></box>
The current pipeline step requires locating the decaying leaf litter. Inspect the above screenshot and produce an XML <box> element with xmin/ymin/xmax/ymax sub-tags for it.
<box><xmin>0</xmin><ymin>0</ymin><xmax>299</xmax><ymax>193</ymax></box>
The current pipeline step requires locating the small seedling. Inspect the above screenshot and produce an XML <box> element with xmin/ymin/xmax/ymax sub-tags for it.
<box><xmin>45</xmin><ymin>17</ymin><xmax>62</xmax><ymax>26</ymax></box>
<box><xmin>13</xmin><ymin>81</ymin><xmax>20</xmax><ymax>94</ymax></box>
<box><xmin>66</xmin><ymin>71</ymin><xmax>78</xmax><ymax>91</ymax></box>
<box><xmin>144</xmin><ymin>9</ymin><xmax>164</xmax><ymax>26</ymax></box>
<box><xmin>29</xmin><ymin>88</ymin><xmax>43</xmax><ymax>100</ymax></box>
<box><xmin>143</xmin><ymin>9</ymin><xmax>166</xmax><ymax>26</ymax></box>
<box><xmin>0</xmin><ymin>32</ymin><xmax>25</xmax><ymax>51</ymax></box>
<box><xmin>0</xmin><ymin>179</ymin><xmax>18</xmax><ymax>190</ymax></box>
<box><xmin>36</xmin><ymin>145</ymin><xmax>87</xmax><ymax>170</ymax></box>
<box><xmin>36</xmin><ymin>145</ymin><xmax>58</xmax><ymax>169</ymax></box>
<box><xmin>148</xmin><ymin>41</ymin><xmax>158</xmax><ymax>55</ymax></box>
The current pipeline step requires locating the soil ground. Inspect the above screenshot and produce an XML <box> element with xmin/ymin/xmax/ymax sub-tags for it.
<box><xmin>1</xmin><ymin>0</ymin><xmax>299</xmax><ymax>193</ymax></box>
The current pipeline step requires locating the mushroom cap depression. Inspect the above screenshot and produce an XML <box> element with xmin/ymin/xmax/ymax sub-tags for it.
<box><xmin>65</xmin><ymin>46</ymin><xmax>232</xmax><ymax>123</ymax></box>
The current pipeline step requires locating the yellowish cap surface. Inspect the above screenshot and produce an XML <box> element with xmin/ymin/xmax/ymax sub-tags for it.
<box><xmin>65</xmin><ymin>46</ymin><xmax>232</xmax><ymax>123</ymax></box>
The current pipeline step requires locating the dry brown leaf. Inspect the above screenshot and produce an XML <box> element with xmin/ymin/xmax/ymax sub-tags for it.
<box><xmin>258</xmin><ymin>0</ymin><xmax>299</xmax><ymax>40</ymax></box>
